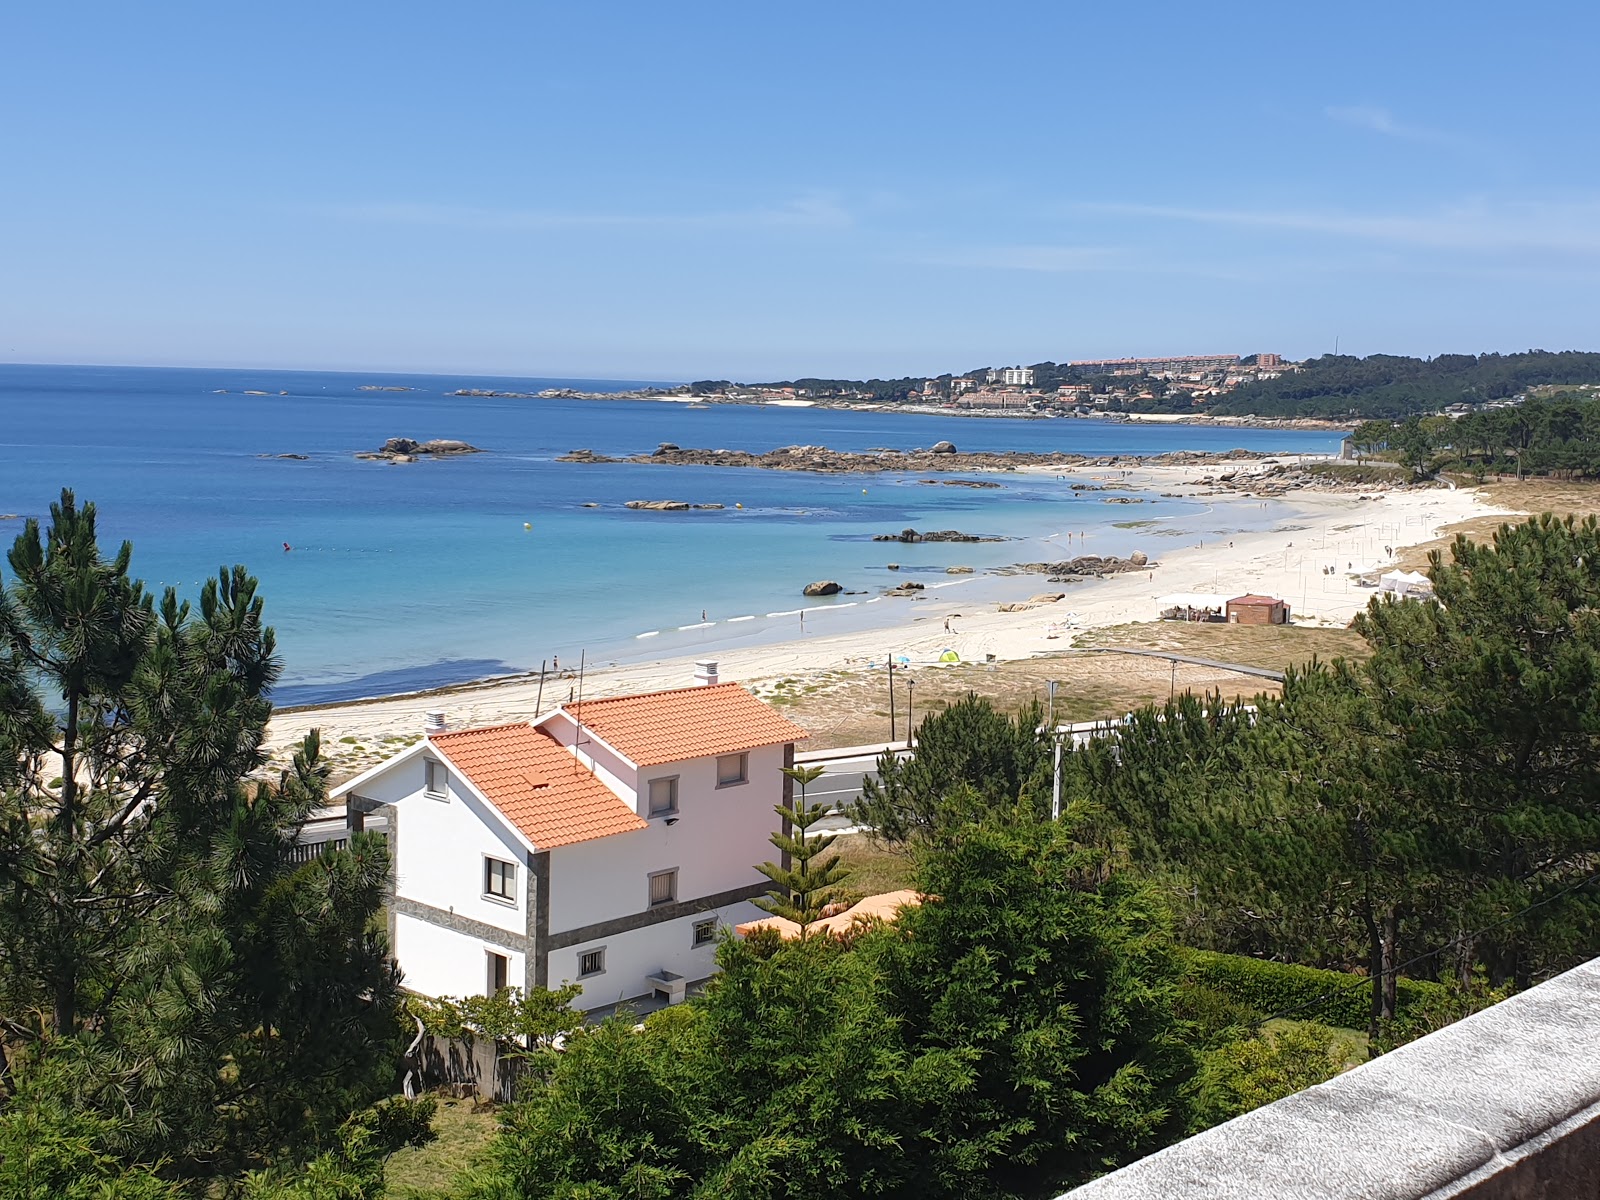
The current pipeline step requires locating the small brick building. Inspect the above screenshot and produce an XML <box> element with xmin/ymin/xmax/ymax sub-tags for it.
<box><xmin>1226</xmin><ymin>594</ymin><xmax>1290</xmax><ymax>625</ymax></box>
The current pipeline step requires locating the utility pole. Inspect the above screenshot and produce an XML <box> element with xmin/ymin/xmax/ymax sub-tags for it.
<box><xmin>1052</xmin><ymin>733</ymin><xmax>1063</xmax><ymax>821</ymax></box>
<box><xmin>1047</xmin><ymin>680</ymin><xmax>1061</xmax><ymax>821</ymax></box>
<box><xmin>887</xmin><ymin>655</ymin><xmax>896</xmax><ymax>742</ymax></box>
<box><xmin>1170</xmin><ymin>658</ymin><xmax>1178</xmax><ymax>701</ymax></box>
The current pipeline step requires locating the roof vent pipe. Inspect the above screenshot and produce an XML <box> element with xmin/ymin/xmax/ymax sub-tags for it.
<box><xmin>424</xmin><ymin>710</ymin><xmax>447</xmax><ymax>734</ymax></box>
<box><xmin>693</xmin><ymin>661</ymin><xmax>719</xmax><ymax>687</ymax></box>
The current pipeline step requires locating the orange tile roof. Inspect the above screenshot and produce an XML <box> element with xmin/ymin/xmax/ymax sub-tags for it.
<box><xmin>562</xmin><ymin>682</ymin><xmax>808</xmax><ymax>767</ymax></box>
<box><xmin>736</xmin><ymin>890</ymin><xmax>924</xmax><ymax>941</ymax></box>
<box><xmin>428</xmin><ymin>723</ymin><xmax>647</xmax><ymax>851</ymax></box>
<box><xmin>1228</xmin><ymin>594</ymin><xmax>1285</xmax><ymax>605</ymax></box>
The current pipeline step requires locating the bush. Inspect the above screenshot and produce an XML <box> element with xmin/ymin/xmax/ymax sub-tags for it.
<box><xmin>1190</xmin><ymin>1022</ymin><xmax>1351</xmax><ymax>1130</ymax></box>
<box><xmin>1182</xmin><ymin>949</ymin><xmax>1450</xmax><ymax>1031</ymax></box>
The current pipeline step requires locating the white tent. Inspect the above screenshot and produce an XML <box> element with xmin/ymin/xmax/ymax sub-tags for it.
<box><xmin>1379</xmin><ymin>570</ymin><xmax>1432</xmax><ymax>597</ymax></box>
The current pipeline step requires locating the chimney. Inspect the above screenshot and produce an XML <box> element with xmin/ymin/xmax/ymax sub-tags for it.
<box><xmin>693</xmin><ymin>660</ymin><xmax>719</xmax><ymax>687</ymax></box>
<box><xmin>424</xmin><ymin>710</ymin><xmax>447</xmax><ymax>734</ymax></box>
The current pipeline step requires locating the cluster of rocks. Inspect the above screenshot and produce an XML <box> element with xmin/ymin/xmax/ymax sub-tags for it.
<box><xmin>1188</xmin><ymin>461</ymin><xmax>1424</xmax><ymax>498</ymax></box>
<box><xmin>557</xmin><ymin>442</ymin><xmax>1283</xmax><ymax>476</ymax></box>
<box><xmin>872</xmin><ymin>528</ymin><xmax>1006</xmax><ymax>544</ymax></box>
<box><xmin>624</xmin><ymin>500</ymin><xmax>724</xmax><ymax>511</ymax></box>
<box><xmin>356</xmin><ymin>437</ymin><xmax>482</xmax><ymax>463</ymax></box>
<box><xmin>884</xmin><ymin>581</ymin><xmax>927</xmax><ymax>598</ymax></box>
<box><xmin>999</xmin><ymin>593</ymin><xmax>1067</xmax><ymax>612</ymax></box>
<box><xmin>1002</xmin><ymin>551</ymin><xmax>1151</xmax><ymax>581</ymax></box>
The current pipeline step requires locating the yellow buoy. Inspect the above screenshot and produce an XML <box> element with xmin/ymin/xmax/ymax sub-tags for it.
<box><xmin>735</xmin><ymin>503</ymin><xmax>743</xmax><ymax>509</ymax></box>
<box><xmin>523</xmin><ymin>522</ymin><xmax>531</xmax><ymax>530</ymax></box>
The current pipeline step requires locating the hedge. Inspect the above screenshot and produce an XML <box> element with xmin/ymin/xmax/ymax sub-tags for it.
<box><xmin>1181</xmin><ymin>949</ymin><xmax>1451</xmax><ymax>1031</ymax></box>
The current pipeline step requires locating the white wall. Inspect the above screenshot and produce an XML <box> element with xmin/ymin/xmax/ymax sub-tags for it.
<box><xmin>546</xmin><ymin>742</ymin><xmax>785</xmax><ymax>933</ymax></box>
<box><xmin>395</xmin><ymin>910</ymin><xmax>524</xmax><ymax>999</ymax></box>
<box><xmin>551</xmin><ymin>899</ymin><xmax>763</xmax><ymax>1009</ymax></box>
<box><xmin>353</xmin><ymin>751</ymin><xmax>530</xmax><ymax>938</ymax></box>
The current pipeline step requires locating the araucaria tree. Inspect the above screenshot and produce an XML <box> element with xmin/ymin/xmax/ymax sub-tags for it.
<box><xmin>754</xmin><ymin>764</ymin><xmax>849</xmax><ymax>932</ymax></box>
<box><xmin>0</xmin><ymin>491</ymin><xmax>408</xmax><ymax>1188</ymax></box>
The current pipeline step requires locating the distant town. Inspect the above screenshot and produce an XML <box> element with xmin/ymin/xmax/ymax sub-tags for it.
<box><xmin>688</xmin><ymin>352</ymin><xmax>1291</xmax><ymax>415</ymax></box>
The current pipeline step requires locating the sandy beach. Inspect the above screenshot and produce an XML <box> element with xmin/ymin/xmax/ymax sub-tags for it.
<box><xmin>264</xmin><ymin>459</ymin><xmax>1511</xmax><ymax>773</ymax></box>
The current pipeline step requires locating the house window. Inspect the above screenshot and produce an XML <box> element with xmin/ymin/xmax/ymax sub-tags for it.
<box><xmin>578</xmin><ymin>947</ymin><xmax>605</xmax><ymax>977</ymax></box>
<box><xmin>647</xmin><ymin>776</ymin><xmax>678</xmax><ymax>817</ymax></box>
<box><xmin>648</xmin><ymin>868</ymin><xmax>678</xmax><ymax>907</ymax></box>
<box><xmin>716</xmin><ymin>753</ymin><xmax>748</xmax><ymax>787</ymax></box>
<box><xmin>424</xmin><ymin>759</ymin><xmax>447</xmax><ymax>799</ymax></box>
<box><xmin>693</xmin><ymin>918</ymin><xmax>717</xmax><ymax>946</ymax></box>
<box><xmin>484</xmin><ymin>857</ymin><xmax>516</xmax><ymax>902</ymax></box>
<box><xmin>486</xmin><ymin>951</ymin><xmax>508</xmax><ymax>994</ymax></box>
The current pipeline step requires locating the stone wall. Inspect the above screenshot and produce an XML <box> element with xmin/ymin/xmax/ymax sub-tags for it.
<box><xmin>1061</xmin><ymin>957</ymin><xmax>1600</xmax><ymax>1200</ymax></box>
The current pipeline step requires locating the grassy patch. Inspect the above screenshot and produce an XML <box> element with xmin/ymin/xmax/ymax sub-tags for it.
<box><xmin>1075</xmin><ymin>621</ymin><xmax>1368</xmax><ymax>672</ymax></box>
<box><xmin>833</xmin><ymin>832</ymin><xmax>916</xmax><ymax>901</ymax></box>
<box><xmin>386</xmin><ymin>1095</ymin><xmax>499</xmax><ymax>1199</ymax></box>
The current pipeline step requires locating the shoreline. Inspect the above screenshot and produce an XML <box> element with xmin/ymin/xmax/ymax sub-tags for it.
<box><xmin>263</xmin><ymin>459</ymin><xmax>1509</xmax><ymax>771</ymax></box>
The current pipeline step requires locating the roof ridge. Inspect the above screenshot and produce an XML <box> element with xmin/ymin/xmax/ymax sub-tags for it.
<box><xmin>565</xmin><ymin>680</ymin><xmax>744</xmax><ymax>709</ymax></box>
<box><xmin>428</xmin><ymin>720</ymin><xmax>536</xmax><ymax>739</ymax></box>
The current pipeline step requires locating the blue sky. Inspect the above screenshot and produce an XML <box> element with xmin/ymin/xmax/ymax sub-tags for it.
<box><xmin>4</xmin><ymin>1</ymin><xmax>1599</xmax><ymax>380</ymax></box>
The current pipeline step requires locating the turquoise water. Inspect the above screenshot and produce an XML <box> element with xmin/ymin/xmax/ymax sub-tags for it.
<box><xmin>0</xmin><ymin>364</ymin><xmax>1342</xmax><ymax>703</ymax></box>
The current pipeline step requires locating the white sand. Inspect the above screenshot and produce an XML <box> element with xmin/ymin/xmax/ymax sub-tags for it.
<box><xmin>263</xmin><ymin>462</ymin><xmax>1513</xmax><ymax>765</ymax></box>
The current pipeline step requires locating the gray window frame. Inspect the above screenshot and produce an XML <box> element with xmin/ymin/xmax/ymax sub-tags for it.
<box><xmin>577</xmin><ymin>946</ymin><xmax>606</xmax><ymax>978</ymax></box>
<box><xmin>424</xmin><ymin>758</ymin><xmax>447</xmax><ymax>800</ymax></box>
<box><xmin>715</xmin><ymin>753</ymin><xmax>749</xmax><ymax>787</ymax></box>
<box><xmin>648</xmin><ymin>867</ymin><xmax>678</xmax><ymax>908</ymax></box>
<box><xmin>647</xmin><ymin>775</ymin><xmax>679</xmax><ymax>817</ymax></box>
<box><xmin>693</xmin><ymin>917</ymin><xmax>718</xmax><ymax>946</ymax></box>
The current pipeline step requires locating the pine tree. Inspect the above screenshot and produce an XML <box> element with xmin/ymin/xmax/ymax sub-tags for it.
<box><xmin>0</xmin><ymin>490</ymin><xmax>405</xmax><ymax>1187</ymax></box>
<box><xmin>754</xmin><ymin>764</ymin><xmax>850</xmax><ymax>933</ymax></box>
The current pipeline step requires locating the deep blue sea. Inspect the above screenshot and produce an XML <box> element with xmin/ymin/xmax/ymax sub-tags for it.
<box><xmin>0</xmin><ymin>364</ymin><xmax>1343</xmax><ymax>704</ymax></box>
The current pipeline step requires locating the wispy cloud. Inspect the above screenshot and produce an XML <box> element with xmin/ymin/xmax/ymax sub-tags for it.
<box><xmin>1324</xmin><ymin>104</ymin><xmax>1477</xmax><ymax>151</ymax></box>
<box><xmin>1080</xmin><ymin>199</ymin><xmax>1600</xmax><ymax>255</ymax></box>
<box><xmin>318</xmin><ymin>192</ymin><xmax>854</xmax><ymax>232</ymax></box>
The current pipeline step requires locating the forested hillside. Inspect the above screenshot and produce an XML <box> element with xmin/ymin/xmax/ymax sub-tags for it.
<box><xmin>1210</xmin><ymin>351</ymin><xmax>1600</xmax><ymax>419</ymax></box>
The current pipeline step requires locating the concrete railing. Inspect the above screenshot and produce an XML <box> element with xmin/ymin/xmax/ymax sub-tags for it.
<box><xmin>1061</xmin><ymin>957</ymin><xmax>1600</xmax><ymax>1200</ymax></box>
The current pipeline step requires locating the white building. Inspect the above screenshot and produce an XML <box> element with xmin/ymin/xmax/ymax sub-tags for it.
<box><xmin>332</xmin><ymin>669</ymin><xmax>808</xmax><ymax>1010</ymax></box>
<box><xmin>985</xmin><ymin>366</ymin><xmax>1036</xmax><ymax>387</ymax></box>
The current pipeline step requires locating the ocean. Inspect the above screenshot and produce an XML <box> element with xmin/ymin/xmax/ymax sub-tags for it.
<box><xmin>0</xmin><ymin>364</ymin><xmax>1344</xmax><ymax>705</ymax></box>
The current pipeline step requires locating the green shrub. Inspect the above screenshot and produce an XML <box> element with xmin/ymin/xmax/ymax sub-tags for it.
<box><xmin>1181</xmin><ymin>949</ymin><xmax>1450</xmax><ymax>1031</ymax></box>
<box><xmin>1190</xmin><ymin>1022</ymin><xmax>1351</xmax><ymax>1130</ymax></box>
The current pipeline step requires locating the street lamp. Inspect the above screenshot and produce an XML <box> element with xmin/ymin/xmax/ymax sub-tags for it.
<box><xmin>905</xmin><ymin>677</ymin><xmax>916</xmax><ymax>746</ymax></box>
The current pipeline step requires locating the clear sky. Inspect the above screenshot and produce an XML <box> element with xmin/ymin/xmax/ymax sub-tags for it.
<box><xmin>4</xmin><ymin>1</ymin><xmax>1598</xmax><ymax>381</ymax></box>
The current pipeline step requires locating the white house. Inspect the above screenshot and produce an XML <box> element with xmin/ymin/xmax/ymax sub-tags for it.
<box><xmin>331</xmin><ymin>667</ymin><xmax>808</xmax><ymax>1011</ymax></box>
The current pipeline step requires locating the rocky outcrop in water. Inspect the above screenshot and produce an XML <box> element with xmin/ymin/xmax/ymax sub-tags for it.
<box><xmin>872</xmin><ymin>528</ymin><xmax>1006</xmax><ymax>544</ymax></box>
<box><xmin>357</xmin><ymin>438</ymin><xmax>482</xmax><ymax>462</ymax></box>
<box><xmin>555</xmin><ymin>443</ymin><xmax>1283</xmax><ymax>475</ymax></box>
<box><xmin>803</xmin><ymin>580</ymin><xmax>842</xmax><ymax>596</ymax></box>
